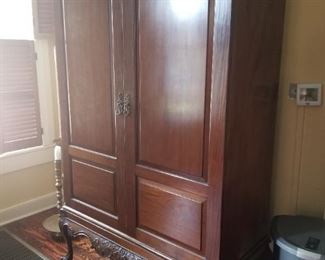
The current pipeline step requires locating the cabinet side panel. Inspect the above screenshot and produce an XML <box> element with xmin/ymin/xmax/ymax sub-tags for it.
<box><xmin>221</xmin><ymin>0</ymin><xmax>286</xmax><ymax>258</ymax></box>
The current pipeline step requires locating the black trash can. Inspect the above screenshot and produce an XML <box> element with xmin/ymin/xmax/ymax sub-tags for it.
<box><xmin>271</xmin><ymin>215</ymin><xmax>325</xmax><ymax>260</ymax></box>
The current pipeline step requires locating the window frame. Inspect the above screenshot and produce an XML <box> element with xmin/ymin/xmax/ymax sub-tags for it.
<box><xmin>0</xmin><ymin>39</ymin><xmax>58</xmax><ymax>174</ymax></box>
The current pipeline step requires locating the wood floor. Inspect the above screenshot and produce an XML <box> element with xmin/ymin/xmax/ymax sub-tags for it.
<box><xmin>5</xmin><ymin>208</ymin><xmax>108</xmax><ymax>260</ymax></box>
<box><xmin>4</xmin><ymin>208</ymin><xmax>274</xmax><ymax>260</ymax></box>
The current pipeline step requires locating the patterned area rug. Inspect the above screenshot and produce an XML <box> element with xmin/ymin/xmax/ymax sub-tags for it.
<box><xmin>0</xmin><ymin>230</ymin><xmax>46</xmax><ymax>260</ymax></box>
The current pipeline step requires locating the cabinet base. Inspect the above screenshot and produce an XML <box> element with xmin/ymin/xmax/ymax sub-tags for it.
<box><xmin>59</xmin><ymin>217</ymin><xmax>144</xmax><ymax>260</ymax></box>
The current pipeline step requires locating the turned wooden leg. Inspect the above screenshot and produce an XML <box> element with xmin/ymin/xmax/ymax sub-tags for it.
<box><xmin>60</xmin><ymin>221</ymin><xmax>73</xmax><ymax>260</ymax></box>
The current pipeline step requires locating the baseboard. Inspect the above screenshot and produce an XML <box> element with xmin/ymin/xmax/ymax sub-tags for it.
<box><xmin>0</xmin><ymin>192</ymin><xmax>57</xmax><ymax>226</ymax></box>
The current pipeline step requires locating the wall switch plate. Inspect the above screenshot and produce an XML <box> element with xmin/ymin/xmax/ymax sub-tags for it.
<box><xmin>288</xmin><ymin>83</ymin><xmax>298</xmax><ymax>99</ymax></box>
<box><xmin>296</xmin><ymin>83</ymin><xmax>322</xmax><ymax>106</ymax></box>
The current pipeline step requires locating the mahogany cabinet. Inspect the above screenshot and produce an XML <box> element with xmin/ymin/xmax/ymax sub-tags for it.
<box><xmin>54</xmin><ymin>0</ymin><xmax>285</xmax><ymax>259</ymax></box>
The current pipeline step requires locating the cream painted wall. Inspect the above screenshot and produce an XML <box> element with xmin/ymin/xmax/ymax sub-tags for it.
<box><xmin>0</xmin><ymin>39</ymin><xmax>59</xmax><ymax>213</ymax></box>
<box><xmin>272</xmin><ymin>0</ymin><xmax>325</xmax><ymax>217</ymax></box>
<box><xmin>0</xmin><ymin>163</ymin><xmax>55</xmax><ymax>210</ymax></box>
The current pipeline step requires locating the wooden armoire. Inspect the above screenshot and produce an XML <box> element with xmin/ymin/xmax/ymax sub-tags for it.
<box><xmin>54</xmin><ymin>0</ymin><xmax>285</xmax><ymax>259</ymax></box>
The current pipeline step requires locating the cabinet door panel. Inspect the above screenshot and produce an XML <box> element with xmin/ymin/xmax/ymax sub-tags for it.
<box><xmin>137</xmin><ymin>0</ymin><xmax>209</xmax><ymax>177</ymax></box>
<box><xmin>124</xmin><ymin>0</ymin><xmax>214</xmax><ymax>258</ymax></box>
<box><xmin>137</xmin><ymin>178</ymin><xmax>204</xmax><ymax>250</ymax></box>
<box><xmin>72</xmin><ymin>160</ymin><xmax>116</xmax><ymax>214</ymax></box>
<box><xmin>57</xmin><ymin>0</ymin><xmax>125</xmax><ymax>230</ymax></box>
<box><xmin>64</xmin><ymin>0</ymin><xmax>114</xmax><ymax>155</ymax></box>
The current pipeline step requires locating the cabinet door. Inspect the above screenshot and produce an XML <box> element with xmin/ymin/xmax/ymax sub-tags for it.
<box><xmin>56</xmin><ymin>0</ymin><xmax>126</xmax><ymax>230</ymax></box>
<box><xmin>123</xmin><ymin>0</ymin><xmax>229</xmax><ymax>259</ymax></box>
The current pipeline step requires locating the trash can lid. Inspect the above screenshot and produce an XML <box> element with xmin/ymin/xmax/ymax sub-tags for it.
<box><xmin>272</xmin><ymin>215</ymin><xmax>325</xmax><ymax>256</ymax></box>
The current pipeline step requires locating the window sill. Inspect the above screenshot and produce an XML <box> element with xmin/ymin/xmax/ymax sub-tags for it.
<box><xmin>0</xmin><ymin>145</ymin><xmax>54</xmax><ymax>175</ymax></box>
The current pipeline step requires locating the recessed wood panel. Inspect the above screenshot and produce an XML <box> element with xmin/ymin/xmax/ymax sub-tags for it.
<box><xmin>72</xmin><ymin>160</ymin><xmax>115</xmax><ymax>213</ymax></box>
<box><xmin>64</xmin><ymin>0</ymin><xmax>115</xmax><ymax>155</ymax></box>
<box><xmin>137</xmin><ymin>0</ymin><xmax>209</xmax><ymax>176</ymax></box>
<box><xmin>137</xmin><ymin>178</ymin><xmax>204</xmax><ymax>250</ymax></box>
<box><xmin>69</xmin><ymin>145</ymin><xmax>117</xmax><ymax>170</ymax></box>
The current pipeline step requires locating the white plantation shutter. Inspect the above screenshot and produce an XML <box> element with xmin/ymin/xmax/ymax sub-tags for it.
<box><xmin>0</xmin><ymin>40</ymin><xmax>42</xmax><ymax>153</ymax></box>
<box><xmin>33</xmin><ymin>0</ymin><xmax>55</xmax><ymax>37</ymax></box>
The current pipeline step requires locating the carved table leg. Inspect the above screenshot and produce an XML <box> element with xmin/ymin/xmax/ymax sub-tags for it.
<box><xmin>60</xmin><ymin>220</ymin><xmax>73</xmax><ymax>260</ymax></box>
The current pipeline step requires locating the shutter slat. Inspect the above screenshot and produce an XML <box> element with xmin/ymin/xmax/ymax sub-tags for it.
<box><xmin>3</xmin><ymin>117</ymin><xmax>37</xmax><ymax>124</ymax></box>
<box><xmin>5</xmin><ymin>133</ymin><xmax>38</xmax><ymax>140</ymax></box>
<box><xmin>5</xmin><ymin>130</ymin><xmax>39</xmax><ymax>141</ymax></box>
<box><xmin>3</xmin><ymin>101</ymin><xmax>36</xmax><ymax>110</ymax></box>
<box><xmin>35</xmin><ymin>0</ymin><xmax>54</xmax><ymax>36</ymax></box>
<box><xmin>4</xmin><ymin>135</ymin><xmax>39</xmax><ymax>144</ymax></box>
<box><xmin>3</xmin><ymin>107</ymin><xmax>37</xmax><ymax>115</ymax></box>
<box><xmin>4</xmin><ymin>121</ymin><xmax>37</xmax><ymax>128</ymax></box>
<box><xmin>1</xmin><ymin>89</ymin><xmax>35</xmax><ymax>94</ymax></box>
<box><xmin>3</xmin><ymin>103</ymin><xmax>36</xmax><ymax>109</ymax></box>
<box><xmin>0</xmin><ymin>39</ymin><xmax>42</xmax><ymax>153</ymax></box>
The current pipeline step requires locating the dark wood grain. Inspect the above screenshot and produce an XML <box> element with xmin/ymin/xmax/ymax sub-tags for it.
<box><xmin>72</xmin><ymin>160</ymin><xmax>116</xmax><ymax>214</ymax></box>
<box><xmin>220</xmin><ymin>0</ymin><xmax>286</xmax><ymax>259</ymax></box>
<box><xmin>54</xmin><ymin>0</ymin><xmax>286</xmax><ymax>259</ymax></box>
<box><xmin>136</xmin><ymin>164</ymin><xmax>209</xmax><ymax>198</ymax></box>
<box><xmin>62</xmin><ymin>207</ymin><xmax>166</xmax><ymax>260</ymax></box>
<box><xmin>136</xmin><ymin>228</ymin><xmax>204</xmax><ymax>260</ymax></box>
<box><xmin>123</xmin><ymin>1</ymin><xmax>217</xmax><ymax>258</ymax></box>
<box><xmin>5</xmin><ymin>209</ymin><xmax>275</xmax><ymax>259</ymax></box>
<box><xmin>69</xmin><ymin>145</ymin><xmax>117</xmax><ymax>169</ymax></box>
<box><xmin>204</xmin><ymin>0</ymin><xmax>231</xmax><ymax>259</ymax></box>
<box><xmin>137</xmin><ymin>178</ymin><xmax>204</xmax><ymax>251</ymax></box>
<box><xmin>137</xmin><ymin>0</ymin><xmax>209</xmax><ymax>177</ymax></box>
<box><xmin>118</xmin><ymin>0</ymin><xmax>137</xmax><ymax>236</ymax></box>
<box><xmin>55</xmin><ymin>0</ymin><xmax>127</xmax><ymax>234</ymax></box>
<box><xmin>59</xmin><ymin>217</ymin><xmax>144</xmax><ymax>260</ymax></box>
<box><xmin>5</xmin><ymin>209</ymin><xmax>108</xmax><ymax>260</ymax></box>
<box><xmin>64</xmin><ymin>0</ymin><xmax>114</xmax><ymax>155</ymax></box>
